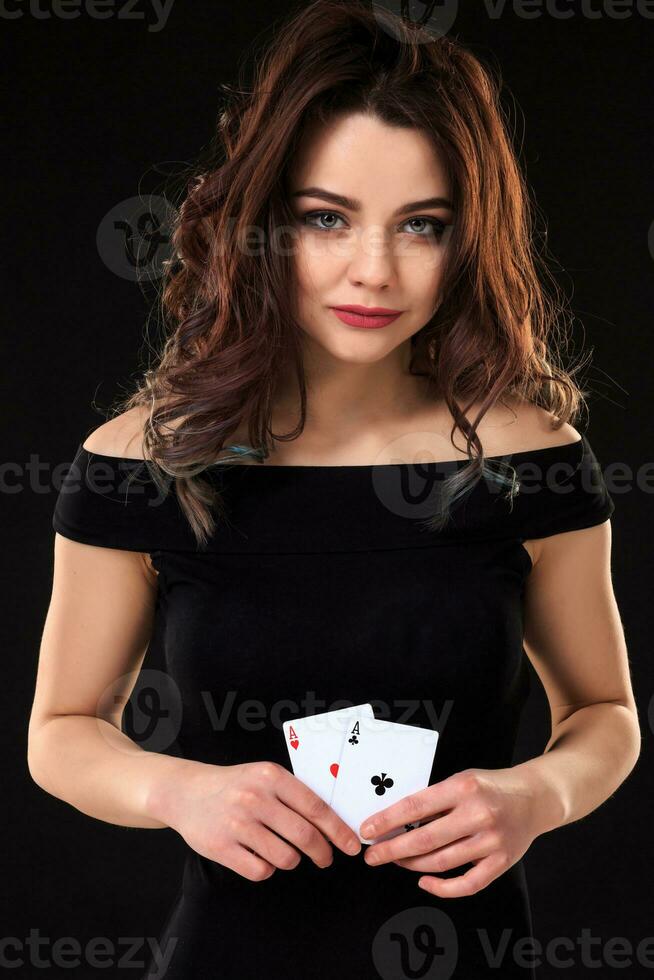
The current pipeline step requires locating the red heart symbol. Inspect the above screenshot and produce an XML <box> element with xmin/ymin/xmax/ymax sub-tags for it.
<box><xmin>290</xmin><ymin>738</ymin><xmax>299</xmax><ymax>750</ymax></box>
<box><xmin>330</xmin><ymin>763</ymin><xmax>339</xmax><ymax>778</ymax></box>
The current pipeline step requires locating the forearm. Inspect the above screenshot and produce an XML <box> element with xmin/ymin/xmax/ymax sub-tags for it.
<box><xmin>512</xmin><ymin>701</ymin><xmax>641</xmax><ymax>837</ymax></box>
<box><xmin>28</xmin><ymin>714</ymin><xmax>198</xmax><ymax>829</ymax></box>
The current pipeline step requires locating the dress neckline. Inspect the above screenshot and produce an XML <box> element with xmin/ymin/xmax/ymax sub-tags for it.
<box><xmin>77</xmin><ymin>434</ymin><xmax>585</xmax><ymax>471</ymax></box>
<box><xmin>58</xmin><ymin>433</ymin><xmax>612</xmax><ymax>556</ymax></box>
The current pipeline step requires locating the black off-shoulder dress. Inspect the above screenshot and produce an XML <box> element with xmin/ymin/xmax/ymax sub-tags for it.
<box><xmin>52</xmin><ymin>433</ymin><xmax>614</xmax><ymax>980</ymax></box>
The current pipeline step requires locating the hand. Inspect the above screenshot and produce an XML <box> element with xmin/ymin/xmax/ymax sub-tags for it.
<box><xmin>150</xmin><ymin>759</ymin><xmax>362</xmax><ymax>882</ymax></box>
<box><xmin>360</xmin><ymin>767</ymin><xmax>544</xmax><ymax>898</ymax></box>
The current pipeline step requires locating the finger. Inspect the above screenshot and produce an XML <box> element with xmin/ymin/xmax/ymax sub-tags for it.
<box><xmin>238</xmin><ymin>816</ymin><xmax>306</xmax><ymax>871</ymax></box>
<box><xmin>221</xmin><ymin>844</ymin><xmax>277</xmax><ymax>883</ymax></box>
<box><xmin>393</xmin><ymin>833</ymin><xmax>491</xmax><ymax>872</ymax></box>
<box><xmin>365</xmin><ymin>812</ymin><xmax>463</xmax><ymax>866</ymax></box>
<box><xmin>359</xmin><ymin>779</ymin><xmax>459</xmax><ymax>842</ymax></box>
<box><xmin>417</xmin><ymin>852</ymin><xmax>506</xmax><ymax>898</ymax></box>
<box><xmin>260</xmin><ymin>797</ymin><xmax>335</xmax><ymax>868</ymax></box>
<box><xmin>277</xmin><ymin>771</ymin><xmax>362</xmax><ymax>857</ymax></box>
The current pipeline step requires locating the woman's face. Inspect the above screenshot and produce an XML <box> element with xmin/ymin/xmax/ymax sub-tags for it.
<box><xmin>286</xmin><ymin>111</ymin><xmax>454</xmax><ymax>367</ymax></box>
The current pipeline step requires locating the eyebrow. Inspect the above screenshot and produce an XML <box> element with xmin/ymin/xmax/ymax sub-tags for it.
<box><xmin>290</xmin><ymin>186</ymin><xmax>455</xmax><ymax>216</ymax></box>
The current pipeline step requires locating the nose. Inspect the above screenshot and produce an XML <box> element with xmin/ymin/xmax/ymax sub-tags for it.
<box><xmin>346</xmin><ymin>226</ymin><xmax>396</xmax><ymax>291</ymax></box>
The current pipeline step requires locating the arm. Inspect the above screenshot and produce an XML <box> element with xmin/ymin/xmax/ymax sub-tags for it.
<box><xmin>29</xmin><ymin>529</ymin><xmax>362</xmax><ymax>872</ymax></box>
<box><xmin>28</xmin><ymin>530</ymin><xmax>192</xmax><ymax>829</ymax></box>
<box><xmin>513</xmin><ymin>518</ymin><xmax>641</xmax><ymax>835</ymax></box>
<box><xmin>355</xmin><ymin>518</ymin><xmax>640</xmax><ymax>897</ymax></box>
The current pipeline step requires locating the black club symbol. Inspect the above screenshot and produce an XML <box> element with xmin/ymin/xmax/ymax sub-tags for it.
<box><xmin>348</xmin><ymin>735</ymin><xmax>359</xmax><ymax>745</ymax></box>
<box><xmin>404</xmin><ymin>823</ymin><xmax>416</xmax><ymax>832</ymax></box>
<box><xmin>371</xmin><ymin>772</ymin><xmax>394</xmax><ymax>796</ymax></box>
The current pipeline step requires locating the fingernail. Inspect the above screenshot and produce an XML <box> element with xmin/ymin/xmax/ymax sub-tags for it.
<box><xmin>366</xmin><ymin>850</ymin><xmax>379</xmax><ymax>864</ymax></box>
<box><xmin>361</xmin><ymin>823</ymin><xmax>374</xmax><ymax>837</ymax></box>
<box><xmin>346</xmin><ymin>839</ymin><xmax>361</xmax><ymax>855</ymax></box>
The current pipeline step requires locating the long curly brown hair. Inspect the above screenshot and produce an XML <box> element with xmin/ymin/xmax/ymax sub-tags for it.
<box><xmin>113</xmin><ymin>0</ymin><xmax>589</xmax><ymax>548</ymax></box>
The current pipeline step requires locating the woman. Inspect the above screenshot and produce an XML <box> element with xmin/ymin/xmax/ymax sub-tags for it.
<box><xmin>28</xmin><ymin>2</ymin><xmax>639</xmax><ymax>977</ymax></box>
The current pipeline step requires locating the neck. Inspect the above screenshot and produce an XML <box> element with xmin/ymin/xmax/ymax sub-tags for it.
<box><xmin>274</xmin><ymin>339</ymin><xmax>437</xmax><ymax>432</ymax></box>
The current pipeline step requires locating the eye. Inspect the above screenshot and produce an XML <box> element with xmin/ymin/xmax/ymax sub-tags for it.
<box><xmin>301</xmin><ymin>210</ymin><xmax>347</xmax><ymax>231</ymax></box>
<box><xmin>300</xmin><ymin>210</ymin><xmax>449</xmax><ymax>240</ymax></box>
<box><xmin>402</xmin><ymin>217</ymin><xmax>447</xmax><ymax>240</ymax></box>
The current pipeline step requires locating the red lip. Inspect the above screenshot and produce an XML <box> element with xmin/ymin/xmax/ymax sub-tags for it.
<box><xmin>332</xmin><ymin>305</ymin><xmax>402</xmax><ymax>314</ymax></box>
<box><xmin>330</xmin><ymin>307</ymin><xmax>403</xmax><ymax>329</ymax></box>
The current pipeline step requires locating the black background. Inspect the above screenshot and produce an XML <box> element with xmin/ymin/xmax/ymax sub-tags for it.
<box><xmin>5</xmin><ymin>1</ymin><xmax>653</xmax><ymax>977</ymax></box>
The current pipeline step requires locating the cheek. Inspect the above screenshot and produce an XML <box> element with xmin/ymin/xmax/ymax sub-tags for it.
<box><xmin>403</xmin><ymin>238</ymin><xmax>447</xmax><ymax>289</ymax></box>
<box><xmin>415</xmin><ymin>265</ymin><xmax>445</xmax><ymax>319</ymax></box>
<box><xmin>294</xmin><ymin>232</ymin><xmax>336</xmax><ymax>287</ymax></box>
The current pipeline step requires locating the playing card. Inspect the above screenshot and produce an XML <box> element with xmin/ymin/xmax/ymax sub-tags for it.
<box><xmin>282</xmin><ymin>703</ymin><xmax>375</xmax><ymax>804</ymax></box>
<box><xmin>330</xmin><ymin>713</ymin><xmax>439</xmax><ymax>845</ymax></box>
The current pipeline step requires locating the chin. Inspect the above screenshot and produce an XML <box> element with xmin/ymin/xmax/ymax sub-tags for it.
<box><xmin>301</xmin><ymin>323</ymin><xmax>401</xmax><ymax>361</ymax></box>
<box><xmin>315</xmin><ymin>339</ymin><xmax>396</xmax><ymax>365</ymax></box>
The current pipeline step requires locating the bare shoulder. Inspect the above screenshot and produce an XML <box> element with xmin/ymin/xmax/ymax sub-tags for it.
<box><xmin>477</xmin><ymin>395</ymin><xmax>581</xmax><ymax>455</ymax></box>
<box><xmin>82</xmin><ymin>406</ymin><xmax>151</xmax><ymax>460</ymax></box>
<box><xmin>80</xmin><ymin>405</ymin><xmax>162</xmax><ymax>579</ymax></box>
